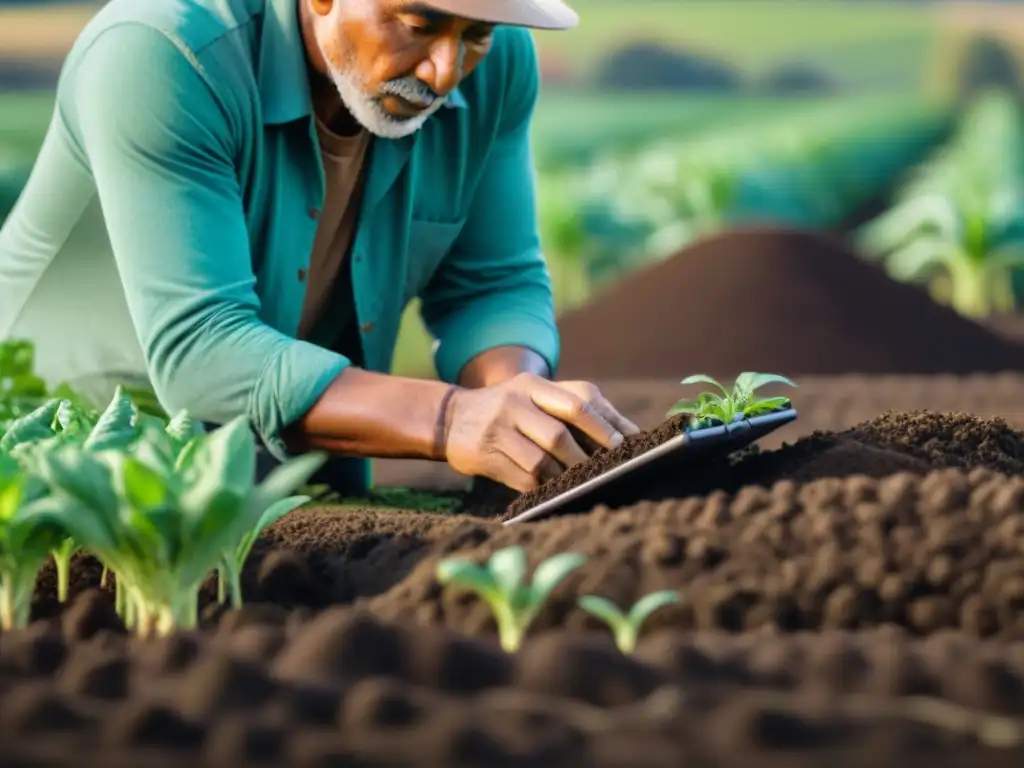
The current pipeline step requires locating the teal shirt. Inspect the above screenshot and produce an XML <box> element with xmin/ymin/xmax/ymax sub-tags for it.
<box><xmin>0</xmin><ymin>0</ymin><xmax>558</xmax><ymax>464</ymax></box>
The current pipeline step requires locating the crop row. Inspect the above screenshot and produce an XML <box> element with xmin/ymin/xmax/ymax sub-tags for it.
<box><xmin>537</xmin><ymin>94</ymin><xmax>950</xmax><ymax>289</ymax></box>
<box><xmin>858</xmin><ymin>88</ymin><xmax>1024</xmax><ymax>318</ymax></box>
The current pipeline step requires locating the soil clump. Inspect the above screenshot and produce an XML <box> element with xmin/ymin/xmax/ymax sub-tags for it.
<box><xmin>555</xmin><ymin>227</ymin><xmax>1024</xmax><ymax>378</ymax></box>
<box><xmin>4</xmin><ymin>606</ymin><xmax>1024</xmax><ymax>766</ymax></box>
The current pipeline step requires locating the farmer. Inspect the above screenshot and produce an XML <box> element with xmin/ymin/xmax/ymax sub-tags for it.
<box><xmin>0</xmin><ymin>0</ymin><xmax>640</xmax><ymax>494</ymax></box>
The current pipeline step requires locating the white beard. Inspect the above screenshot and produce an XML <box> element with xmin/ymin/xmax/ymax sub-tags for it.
<box><xmin>321</xmin><ymin>52</ymin><xmax>446</xmax><ymax>140</ymax></box>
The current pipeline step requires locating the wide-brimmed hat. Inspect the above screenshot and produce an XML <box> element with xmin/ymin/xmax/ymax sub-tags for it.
<box><xmin>428</xmin><ymin>0</ymin><xmax>579</xmax><ymax>30</ymax></box>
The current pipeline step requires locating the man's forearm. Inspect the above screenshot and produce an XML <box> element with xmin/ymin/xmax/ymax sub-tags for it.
<box><xmin>280</xmin><ymin>347</ymin><xmax>549</xmax><ymax>458</ymax></box>
<box><xmin>456</xmin><ymin>346</ymin><xmax>551</xmax><ymax>389</ymax></box>
<box><xmin>281</xmin><ymin>367</ymin><xmax>452</xmax><ymax>459</ymax></box>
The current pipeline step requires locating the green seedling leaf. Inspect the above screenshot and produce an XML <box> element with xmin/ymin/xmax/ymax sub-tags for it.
<box><xmin>121</xmin><ymin>456</ymin><xmax>169</xmax><ymax>511</ymax></box>
<box><xmin>0</xmin><ymin>399</ymin><xmax>63</xmax><ymax>453</ymax></box>
<box><xmin>679</xmin><ymin>374</ymin><xmax>730</xmax><ymax>398</ymax></box>
<box><xmin>628</xmin><ymin>590</ymin><xmax>682</xmax><ymax>625</ymax></box>
<box><xmin>165</xmin><ymin>409</ymin><xmax>202</xmax><ymax>449</ymax></box>
<box><xmin>436</xmin><ymin>559</ymin><xmax>500</xmax><ymax>597</ymax></box>
<box><xmin>577</xmin><ymin>595</ymin><xmax>626</xmax><ymax>626</ymax></box>
<box><xmin>488</xmin><ymin>545</ymin><xmax>528</xmax><ymax>597</ymax></box>
<box><xmin>733</xmin><ymin>372</ymin><xmax>797</xmax><ymax>396</ymax></box>
<box><xmin>245</xmin><ymin>451</ymin><xmax>327</xmax><ymax>518</ymax></box>
<box><xmin>742</xmin><ymin>396</ymin><xmax>792</xmax><ymax>417</ymax></box>
<box><xmin>578</xmin><ymin>590</ymin><xmax>682</xmax><ymax>653</ymax></box>
<box><xmin>37</xmin><ymin>447</ymin><xmax>120</xmax><ymax>520</ymax></box>
<box><xmin>84</xmin><ymin>387</ymin><xmax>138</xmax><ymax>452</ymax></box>
<box><xmin>529</xmin><ymin>552</ymin><xmax>585</xmax><ymax>605</ymax></box>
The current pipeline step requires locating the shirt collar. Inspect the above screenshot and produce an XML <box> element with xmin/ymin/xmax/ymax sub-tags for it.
<box><xmin>258</xmin><ymin>0</ymin><xmax>466</xmax><ymax>125</ymax></box>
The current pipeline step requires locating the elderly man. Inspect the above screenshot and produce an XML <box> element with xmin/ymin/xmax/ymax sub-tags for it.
<box><xmin>0</xmin><ymin>0</ymin><xmax>639</xmax><ymax>494</ymax></box>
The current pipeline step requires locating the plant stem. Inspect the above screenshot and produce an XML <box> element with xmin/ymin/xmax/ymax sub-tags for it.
<box><xmin>0</xmin><ymin>574</ymin><xmax>34</xmax><ymax>631</ymax></box>
<box><xmin>493</xmin><ymin>604</ymin><xmax>524</xmax><ymax>653</ymax></box>
<box><xmin>217</xmin><ymin>569</ymin><xmax>227</xmax><ymax>605</ymax></box>
<box><xmin>225</xmin><ymin>565</ymin><xmax>243</xmax><ymax>609</ymax></box>
<box><xmin>615</xmin><ymin>625</ymin><xmax>638</xmax><ymax>654</ymax></box>
<box><xmin>52</xmin><ymin>541</ymin><xmax>76</xmax><ymax>603</ymax></box>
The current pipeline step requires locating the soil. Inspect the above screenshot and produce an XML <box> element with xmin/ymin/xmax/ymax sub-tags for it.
<box><xmin>553</xmin><ymin>227</ymin><xmax>1024</xmax><ymax>378</ymax></box>
<box><xmin>505</xmin><ymin>409</ymin><xmax>1024</xmax><ymax>520</ymax></box>
<box><xmin>8</xmin><ymin>380</ymin><xmax>1024</xmax><ymax>766</ymax></box>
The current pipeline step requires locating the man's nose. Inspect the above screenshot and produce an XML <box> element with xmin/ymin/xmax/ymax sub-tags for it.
<box><xmin>416</xmin><ymin>37</ymin><xmax>464</xmax><ymax>97</ymax></box>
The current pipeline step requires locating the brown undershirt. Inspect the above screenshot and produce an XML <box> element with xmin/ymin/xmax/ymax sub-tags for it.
<box><xmin>297</xmin><ymin>113</ymin><xmax>372</xmax><ymax>366</ymax></box>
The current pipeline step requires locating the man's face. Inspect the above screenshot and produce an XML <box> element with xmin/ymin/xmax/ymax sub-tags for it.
<box><xmin>306</xmin><ymin>0</ymin><xmax>496</xmax><ymax>138</ymax></box>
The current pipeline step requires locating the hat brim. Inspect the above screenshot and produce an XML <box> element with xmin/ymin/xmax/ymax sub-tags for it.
<box><xmin>426</xmin><ymin>0</ymin><xmax>579</xmax><ymax>30</ymax></box>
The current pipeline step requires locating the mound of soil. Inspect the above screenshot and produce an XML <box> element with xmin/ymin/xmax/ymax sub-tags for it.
<box><xmin>506</xmin><ymin>410</ymin><xmax>1024</xmax><ymax>519</ymax></box>
<box><xmin>555</xmin><ymin>227</ymin><xmax>1024</xmax><ymax>378</ymax></box>
<box><xmin>3</xmin><ymin>603</ymin><xmax>1024</xmax><ymax>766</ymax></box>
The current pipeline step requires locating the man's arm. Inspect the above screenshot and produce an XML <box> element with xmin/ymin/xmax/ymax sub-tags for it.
<box><xmin>70</xmin><ymin>24</ymin><xmax>450</xmax><ymax>460</ymax></box>
<box><xmin>418</xmin><ymin>29</ymin><xmax>559</xmax><ymax>388</ymax></box>
<box><xmin>456</xmin><ymin>346</ymin><xmax>550</xmax><ymax>389</ymax></box>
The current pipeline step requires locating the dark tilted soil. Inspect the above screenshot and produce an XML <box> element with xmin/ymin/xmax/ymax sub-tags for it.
<box><xmin>505</xmin><ymin>409</ymin><xmax>1024</xmax><ymax>519</ymax></box>
<box><xmin>9</xmin><ymin>376</ymin><xmax>1024</xmax><ymax>766</ymax></box>
<box><xmin>554</xmin><ymin>227</ymin><xmax>1024</xmax><ymax>378</ymax></box>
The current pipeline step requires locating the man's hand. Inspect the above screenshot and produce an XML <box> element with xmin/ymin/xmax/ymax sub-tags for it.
<box><xmin>441</xmin><ymin>372</ymin><xmax>641</xmax><ymax>493</ymax></box>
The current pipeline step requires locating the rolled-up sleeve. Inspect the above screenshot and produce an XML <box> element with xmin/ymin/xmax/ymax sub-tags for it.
<box><xmin>418</xmin><ymin>30</ymin><xmax>559</xmax><ymax>383</ymax></box>
<box><xmin>67</xmin><ymin>23</ymin><xmax>348</xmax><ymax>458</ymax></box>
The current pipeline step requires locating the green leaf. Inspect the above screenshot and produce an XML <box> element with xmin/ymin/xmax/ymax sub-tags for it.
<box><xmin>0</xmin><ymin>472</ymin><xmax>24</xmax><ymax>521</ymax></box>
<box><xmin>578</xmin><ymin>595</ymin><xmax>627</xmax><ymax>628</ymax></box>
<box><xmin>488</xmin><ymin>546</ymin><xmax>528</xmax><ymax>598</ymax></box>
<box><xmin>165</xmin><ymin>410</ymin><xmax>202</xmax><ymax>446</ymax></box>
<box><xmin>245</xmin><ymin>451</ymin><xmax>327</xmax><ymax>517</ymax></box>
<box><xmin>436</xmin><ymin>559</ymin><xmax>499</xmax><ymax>595</ymax></box>
<box><xmin>16</xmin><ymin>495</ymin><xmax>119</xmax><ymax>556</ymax></box>
<box><xmin>121</xmin><ymin>456</ymin><xmax>169</xmax><ymax>511</ymax></box>
<box><xmin>733</xmin><ymin>373</ymin><xmax>797</xmax><ymax>394</ymax></box>
<box><xmin>627</xmin><ymin>590</ymin><xmax>682</xmax><ymax>625</ymax></box>
<box><xmin>679</xmin><ymin>374</ymin><xmax>729</xmax><ymax>398</ymax></box>
<box><xmin>529</xmin><ymin>552</ymin><xmax>585</xmax><ymax>604</ymax></box>
<box><xmin>37</xmin><ymin>447</ymin><xmax>120</xmax><ymax>520</ymax></box>
<box><xmin>196</xmin><ymin>417</ymin><xmax>257</xmax><ymax>496</ymax></box>
<box><xmin>743</xmin><ymin>396</ymin><xmax>791</xmax><ymax>416</ymax></box>
<box><xmin>0</xmin><ymin>399</ymin><xmax>62</xmax><ymax>452</ymax></box>
<box><xmin>84</xmin><ymin>387</ymin><xmax>138</xmax><ymax>452</ymax></box>
<box><xmin>235</xmin><ymin>495</ymin><xmax>309</xmax><ymax>565</ymax></box>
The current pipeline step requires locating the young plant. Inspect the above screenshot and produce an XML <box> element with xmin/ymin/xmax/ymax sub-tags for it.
<box><xmin>0</xmin><ymin>454</ymin><xmax>75</xmax><ymax>629</ymax></box>
<box><xmin>577</xmin><ymin>590</ymin><xmax>682</xmax><ymax>653</ymax></box>
<box><xmin>436</xmin><ymin>545</ymin><xmax>585</xmax><ymax>652</ymax></box>
<box><xmin>216</xmin><ymin>495</ymin><xmax>310</xmax><ymax>607</ymax></box>
<box><xmin>2</xmin><ymin>388</ymin><xmax>142</xmax><ymax>604</ymax></box>
<box><xmin>37</xmin><ymin>415</ymin><xmax>326</xmax><ymax>637</ymax></box>
<box><xmin>667</xmin><ymin>372</ymin><xmax>796</xmax><ymax>429</ymax></box>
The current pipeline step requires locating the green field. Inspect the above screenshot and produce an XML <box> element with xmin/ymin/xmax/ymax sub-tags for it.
<box><xmin>532</xmin><ymin>0</ymin><xmax>940</xmax><ymax>89</ymax></box>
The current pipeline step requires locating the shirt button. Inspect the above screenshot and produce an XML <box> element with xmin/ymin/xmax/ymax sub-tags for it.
<box><xmin>308</xmin><ymin>208</ymin><xmax>319</xmax><ymax>220</ymax></box>
<box><xmin>297</xmin><ymin>268</ymin><xmax>307</xmax><ymax>282</ymax></box>
<box><xmin>359</xmin><ymin>321</ymin><xmax>374</xmax><ymax>334</ymax></box>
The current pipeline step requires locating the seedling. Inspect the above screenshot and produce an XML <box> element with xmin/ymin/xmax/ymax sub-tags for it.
<box><xmin>436</xmin><ymin>545</ymin><xmax>585</xmax><ymax>652</ymax></box>
<box><xmin>38</xmin><ymin>416</ymin><xmax>326</xmax><ymax>637</ymax></box>
<box><xmin>216</xmin><ymin>495</ymin><xmax>310</xmax><ymax>607</ymax></box>
<box><xmin>0</xmin><ymin>455</ymin><xmax>73</xmax><ymax>629</ymax></box>
<box><xmin>667</xmin><ymin>372</ymin><xmax>796</xmax><ymax>430</ymax></box>
<box><xmin>577</xmin><ymin>590</ymin><xmax>682</xmax><ymax>653</ymax></box>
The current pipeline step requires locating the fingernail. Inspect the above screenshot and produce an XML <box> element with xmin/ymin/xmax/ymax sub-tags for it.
<box><xmin>611</xmin><ymin>431</ymin><xmax>624</xmax><ymax>447</ymax></box>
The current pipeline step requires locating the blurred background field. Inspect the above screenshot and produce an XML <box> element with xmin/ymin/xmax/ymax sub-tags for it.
<box><xmin>3</xmin><ymin>0</ymin><xmax>1024</xmax><ymax>379</ymax></box>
